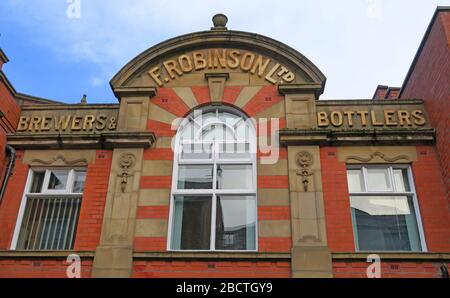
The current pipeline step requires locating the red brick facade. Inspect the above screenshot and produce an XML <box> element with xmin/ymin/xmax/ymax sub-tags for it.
<box><xmin>73</xmin><ymin>150</ymin><xmax>113</xmax><ymax>251</ymax></box>
<box><xmin>400</xmin><ymin>10</ymin><xmax>450</xmax><ymax>202</ymax></box>
<box><xmin>0</xmin><ymin>9</ymin><xmax>449</xmax><ymax>279</ymax></box>
<box><xmin>333</xmin><ymin>260</ymin><xmax>449</xmax><ymax>278</ymax></box>
<box><xmin>0</xmin><ymin>151</ymin><xmax>28</xmax><ymax>250</ymax></box>
<box><xmin>132</xmin><ymin>260</ymin><xmax>291</xmax><ymax>278</ymax></box>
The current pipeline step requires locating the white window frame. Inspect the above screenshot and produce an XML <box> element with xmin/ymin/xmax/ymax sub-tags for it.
<box><xmin>347</xmin><ymin>164</ymin><xmax>427</xmax><ymax>252</ymax></box>
<box><xmin>167</xmin><ymin>106</ymin><xmax>258</xmax><ymax>252</ymax></box>
<box><xmin>10</xmin><ymin>168</ymin><xmax>85</xmax><ymax>250</ymax></box>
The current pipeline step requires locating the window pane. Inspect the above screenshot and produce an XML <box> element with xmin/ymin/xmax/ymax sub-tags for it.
<box><xmin>178</xmin><ymin>165</ymin><xmax>213</xmax><ymax>189</ymax></box>
<box><xmin>366</xmin><ymin>168</ymin><xmax>391</xmax><ymax>191</ymax></box>
<box><xmin>30</xmin><ymin>171</ymin><xmax>45</xmax><ymax>193</ymax></box>
<box><xmin>350</xmin><ymin>195</ymin><xmax>422</xmax><ymax>251</ymax></box>
<box><xmin>72</xmin><ymin>171</ymin><xmax>86</xmax><ymax>193</ymax></box>
<box><xmin>202</xmin><ymin>124</ymin><xmax>235</xmax><ymax>141</ymax></box>
<box><xmin>393</xmin><ymin>169</ymin><xmax>411</xmax><ymax>192</ymax></box>
<box><xmin>171</xmin><ymin>196</ymin><xmax>212</xmax><ymax>250</ymax></box>
<box><xmin>47</xmin><ymin>170</ymin><xmax>69</xmax><ymax>191</ymax></box>
<box><xmin>219</xmin><ymin>143</ymin><xmax>250</xmax><ymax>159</ymax></box>
<box><xmin>181</xmin><ymin>143</ymin><xmax>212</xmax><ymax>160</ymax></box>
<box><xmin>347</xmin><ymin>170</ymin><xmax>364</xmax><ymax>193</ymax></box>
<box><xmin>216</xmin><ymin>196</ymin><xmax>256</xmax><ymax>250</ymax></box>
<box><xmin>217</xmin><ymin>165</ymin><xmax>253</xmax><ymax>189</ymax></box>
<box><xmin>16</xmin><ymin>197</ymin><xmax>81</xmax><ymax>250</ymax></box>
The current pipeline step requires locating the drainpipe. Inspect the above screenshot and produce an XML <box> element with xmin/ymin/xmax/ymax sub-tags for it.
<box><xmin>0</xmin><ymin>145</ymin><xmax>16</xmax><ymax>203</ymax></box>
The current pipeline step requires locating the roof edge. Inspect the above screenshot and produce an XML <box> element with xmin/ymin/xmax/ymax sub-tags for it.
<box><xmin>0</xmin><ymin>49</ymin><xmax>9</xmax><ymax>64</ymax></box>
<box><xmin>399</xmin><ymin>6</ymin><xmax>449</xmax><ymax>97</ymax></box>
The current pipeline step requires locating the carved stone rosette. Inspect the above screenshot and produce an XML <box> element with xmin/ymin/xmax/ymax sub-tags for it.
<box><xmin>296</xmin><ymin>151</ymin><xmax>314</xmax><ymax>192</ymax></box>
<box><xmin>118</xmin><ymin>153</ymin><xmax>136</xmax><ymax>192</ymax></box>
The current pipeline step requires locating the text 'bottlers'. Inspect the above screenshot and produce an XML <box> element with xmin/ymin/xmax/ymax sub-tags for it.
<box><xmin>317</xmin><ymin>110</ymin><xmax>426</xmax><ymax>128</ymax></box>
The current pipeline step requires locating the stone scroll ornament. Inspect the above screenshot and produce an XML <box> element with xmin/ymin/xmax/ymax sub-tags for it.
<box><xmin>118</xmin><ymin>153</ymin><xmax>136</xmax><ymax>192</ymax></box>
<box><xmin>296</xmin><ymin>151</ymin><xmax>314</xmax><ymax>192</ymax></box>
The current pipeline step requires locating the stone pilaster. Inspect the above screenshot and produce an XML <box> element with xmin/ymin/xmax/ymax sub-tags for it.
<box><xmin>280</xmin><ymin>84</ymin><xmax>333</xmax><ymax>278</ymax></box>
<box><xmin>92</xmin><ymin>92</ymin><xmax>152</xmax><ymax>277</ymax></box>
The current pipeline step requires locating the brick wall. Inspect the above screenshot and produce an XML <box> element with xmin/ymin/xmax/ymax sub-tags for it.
<box><xmin>332</xmin><ymin>260</ymin><xmax>449</xmax><ymax>278</ymax></box>
<box><xmin>0</xmin><ymin>258</ymin><xmax>93</xmax><ymax>278</ymax></box>
<box><xmin>132</xmin><ymin>260</ymin><xmax>290</xmax><ymax>278</ymax></box>
<box><xmin>320</xmin><ymin>147</ymin><xmax>355</xmax><ymax>252</ymax></box>
<box><xmin>0</xmin><ymin>151</ymin><xmax>28</xmax><ymax>249</ymax></box>
<box><xmin>321</xmin><ymin>146</ymin><xmax>450</xmax><ymax>253</ymax></box>
<box><xmin>74</xmin><ymin>150</ymin><xmax>113</xmax><ymax>251</ymax></box>
<box><xmin>412</xmin><ymin>146</ymin><xmax>450</xmax><ymax>251</ymax></box>
<box><xmin>0</xmin><ymin>72</ymin><xmax>21</xmax><ymax>219</ymax></box>
<box><xmin>401</xmin><ymin>12</ymin><xmax>450</xmax><ymax>202</ymax></box>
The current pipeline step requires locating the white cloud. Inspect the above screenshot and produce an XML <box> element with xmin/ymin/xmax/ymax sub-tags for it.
<box><xmin>2</xmin><ymin>0</ymin><xmax>449</xmax><ymax>98</ymax></box>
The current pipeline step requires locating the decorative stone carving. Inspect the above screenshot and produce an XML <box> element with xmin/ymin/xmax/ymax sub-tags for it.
<box><xmin>31</xmin><ymin>155</ymin><xmax>88</xmax><ymax>166</ymax></box>
<box><xmin>346</xmin><ymin>152</ymin><xmax>410</xmax><ymax>163</ymax></box>
<box><xmin>296</xmin><ymin>151</ymin><xmax>314</xmax><ymax>192</ymax></box>
<box><xmin>118</xmin><ymin>153</ymin><xmax>136</xmax><ymax>192</ymax></box>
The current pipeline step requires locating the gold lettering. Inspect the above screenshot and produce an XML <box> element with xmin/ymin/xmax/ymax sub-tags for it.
<box><xmin>330</xmin><ymin>111</ymin><xmax>343</xmax><ymax>127</ymax></box>
<box><xmin>163</xmin><ymin>60</ymin><xmax>182</xmax><ymax>79</ymax></box>
<box><xmin>384</xmin><ymin>110</ymin><xmax>397</xmax><ymax>126</ymax></box>
<box><xmin>317</xmin><ymin>112</ymin><xmax>329</xmax><ymax>127</ymax></box>
<box><xmin>250</xmin><ymin>55</ymin><xmax>270</xmax><ymax>77</ymax></box>
<box><xmin>265</xmin><ymin>63</ymin><xmax>280</xmax><ymax>84</ymax></box>
<box><xmin>28</xmin><ymin>117</ymin><xmax>41</xmax><ymax>132</ymax></box>
<box><xmin>208</xmin><ymin>50</ymin><xmax>214</xmax><ymax>69</ymax></box>
<box><xmin>277</xmin><ymin>66</ymin><xmax>289</xmax><ymax>77</ymax></box>
<box><xmin>17</xmin><ymin>116</ymin><xmax>30</xmax><ymax>132</ymax></box>
<box><xmin>96</xmin><ymin>115</ymin><xmax>107</xmax><ymax>130</ymax></box>
<box><xmin>240</xmin><ymin>52</ymin><xmax>255</xmax><ymax>71</ymax></box>
<box><xmin>282</xmin><ymin>72</ymin><xmax>295</xmax><ymax>83</ymax></box>
<box><xmin>411</xmin><ymin>110</ymin><xmax>426</xmax><ymax>126</ymax></box>
<box><xmin>83</xmin><ymin>115</ymin><xmax>96</xmax><ymax>131</ymax></box>
<box><xmin>40</xmin><ymin>117</ymin><xmax>51</xmax><ymax>131</ymax></box>
<box><xmin>178</xmin><ymin>55</ymin><xmax>193</xmax><ymax>73</ymax></box>
<box><xmin>356</xmin><ymin>111</ymin><xmax>369</xmax><ymax>127</ymax></box>
<box><xmin>213</xmin><ymin>49</ymin><xmax>227</xmax><ymax>69</ymax></box>
<box><xmin>398</xmin><ymin>110</ymin><xmax>412</xmax><ymax>126</ymax></box>
<box><xmin>71</xmin><ymin>116</ymin><xmax>82</xmax><ymax>131</ymax></box>
<box><xmin>370</xmin><ymin>110</ymin><xmax>383</xmax><ymax>126</ymax></box>
<box><xmin>343</xmin><ymin>111</ymin><xmax>355</xmax><ymax>127</ymax></box>
<box><xmin>54</xmin><ymin>115</ymin><xmax>72</xmax><ymax>131</ymax></box>
<box><xmin>193</xmin><ymin>51</ymin><xmax>207</xmax><ymax>70</ymax></box>
<box><xmin>148</xmin><ymin>66</ymin><xmax>163</xmax><ymax>87</ymax></box>
<box><xmin>227</xmin><ymin>50</ymin><xmax>240</xmax><ymax>69</ymax></box>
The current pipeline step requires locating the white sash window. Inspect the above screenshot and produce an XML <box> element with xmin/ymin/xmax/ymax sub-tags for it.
<box><xmin>11</xmin><ymin>169</ymin><xmax>85</xmax><ymax>250</ymax></box>
<box><xmin>168</xmin><ymin>106</ymin><xmax>257</xmax><ymax>251</ymax></box>
<box><xmin>347</xmin><ymin>165</ymin><xmax>426</xmax><ymax>252</ymax></box>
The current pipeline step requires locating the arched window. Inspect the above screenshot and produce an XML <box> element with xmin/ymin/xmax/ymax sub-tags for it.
<box><xmin>168</xmin><ymin>106</ymin><xmax>257</xmax><ymax>251</ymax></box>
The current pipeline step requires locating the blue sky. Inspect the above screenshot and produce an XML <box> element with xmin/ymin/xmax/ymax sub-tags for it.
<box><xmin>0</xmin><ymin>0</ymin><xmax>449</xmax><ymax>104</ymax></box>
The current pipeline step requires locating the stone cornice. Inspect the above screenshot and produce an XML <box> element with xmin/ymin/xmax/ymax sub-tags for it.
<box><xmin>0</xmin><ymin>250</ymin><xmax>95</xmax><ymax>259</ymax></box>
<box><xmin>112</xmin><ymin>86</ymin><xmax>157</xmax><ymax>100</ymax></box>
<box><xmin>7</xmin><ymin>131</ymin><xmax>156</xmax><ymax>150</ymax></box>
<box><xmin>316</xmin><ymin>98</ymin><xmax>423</xmax><ymax>107</ymax></box>
<box><xmin>316</xmin><ymin>99</ymin><xmax>424</xmax><ymax>106</ymax></box>
<box><xmin>278</xmin><ymin>83</ymin><xmax>323</xmax><ymax>99</ymax></box>
<box><xmin>133</xmin><ymin>252</ymin><xmax>291</xmax><ymax>261</ymax></box>
<box><xmin>20</xmin><ymin>104</ymin><xmax>119</xmax><ymax>111</ymax></box>
<box><xmin>279</xmin><ymin>128</ymin><xmax>436</xmax><ymax>146</ymax></box>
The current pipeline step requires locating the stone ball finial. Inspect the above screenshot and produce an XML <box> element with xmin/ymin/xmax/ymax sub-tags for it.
<box><xmin>212</xmin><ymin>13</ymin><xmax>228</xmax><ymax>29</ymax></box>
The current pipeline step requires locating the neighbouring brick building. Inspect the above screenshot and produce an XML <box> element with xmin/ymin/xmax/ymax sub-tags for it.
<box><xmin>0</xmin><ymin>10</ymin><xmax>448</xmax><ymax>278</ymax></box>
